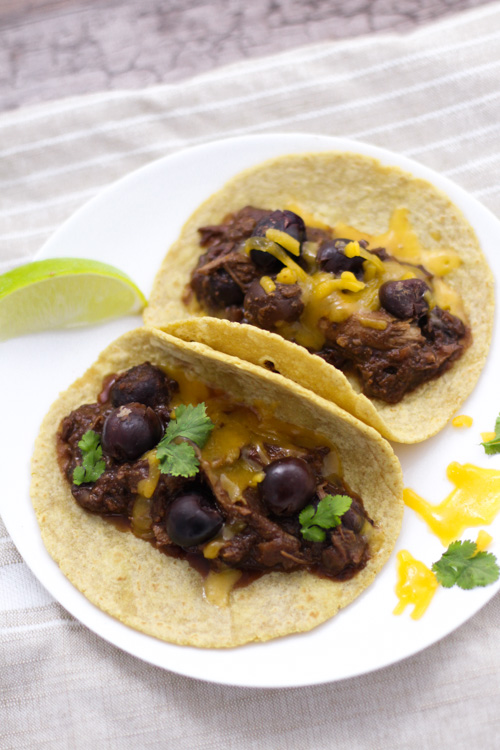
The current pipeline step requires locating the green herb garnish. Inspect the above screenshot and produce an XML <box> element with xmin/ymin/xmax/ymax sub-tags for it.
<box><xmin>432</xmin><ymin>540</ymin><xmax>499</xmax><ymax>589</ymax></box>
<box><xmin>73</xmin><ymin>430</ymin><xmax>106</xmax><ymax>485</ymax></box>
<box><xmin>156</xmin><ymin>403</ymin><xmax>214</xmax><ymax>478</ymax></box>
<box><xmin>481</xmin><ymin>413</ymin><xmax>500</xmax><ymax>455</ymax></box>
<box><xmin>299</xmin><ymin>494</ymin><xmax>352</xmax><ymax>542</ymax></box>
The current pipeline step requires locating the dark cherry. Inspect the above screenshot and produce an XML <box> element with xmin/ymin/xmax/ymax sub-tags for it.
<box><xmin>316</xmin><ymin>238</ymin><xmax>365</xmax><ymax>280</ymax></box>
<box><xmin>101</xmin><ymin>403</ymin><xmax>163</xmax><ymax>462</ymax></box>
<box><xmin>207</xmin><ymin>268</ymin><xmax>244</xmax><ymax>308</ymax></box>
<box><xmin>166</xmin><ymin>492</ymin><xmax>223</xmax><ymax>547</ymax></box>
<box><xmin>250</xmin><ymin>210</ymin><xmax>306</xmax><ymax>271</ymax></box>
<box><xmin>110</xmin><ymin>363</ymin><xmax>171</xmax><ymax>408</ymax></box>
<box><xmin>259</xmin><ymin>457</ymin><xmax>316</xmax><ymax>516</ymax></box>
<box><xmin>379</xmin><ymin>278</ymin><xmax>429</xmax><ymax>319</ymax></box>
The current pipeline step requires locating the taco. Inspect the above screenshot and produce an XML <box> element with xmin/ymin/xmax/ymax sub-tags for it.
<box><xmin>31</xmin><ymin>327</ymin><xmax>403</xmax><ymax>648</ymax></box>
<box><xmin>145</xmin><ymin>152</ymin><xmax>494</xmax><ymax>443</ymax></box>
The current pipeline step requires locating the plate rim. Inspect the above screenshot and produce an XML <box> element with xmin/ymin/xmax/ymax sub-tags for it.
<box><xmin>2</xmin><ymin>132</ymin><xmax>499</xmax><ymax>688</ymax></box>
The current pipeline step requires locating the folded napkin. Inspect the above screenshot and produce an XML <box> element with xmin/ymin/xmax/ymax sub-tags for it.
<box><xmin>1</xmin><ymin>3</ymin><xmax>499</xmax><ymax>748</ymax></box>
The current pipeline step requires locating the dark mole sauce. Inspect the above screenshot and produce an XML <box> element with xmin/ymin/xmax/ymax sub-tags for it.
<box><xmin>103</xmin><ymin>514</ymin><xmax>132</xmax><ymax>533</ymax></box>
<box><xmin>98</xmin><ymin>373</ymin><xmax>119</xmax><ymax>404</ymax></box>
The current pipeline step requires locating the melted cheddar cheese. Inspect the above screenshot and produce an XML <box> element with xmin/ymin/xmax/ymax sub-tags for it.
<box><xmin>146</xmin><ymin>366</ymin><xmax>343</xmax><ymax>603</ymax></box>
<box><xmin>393</xmin><ymin>550</ymin><xmax>438</xmax><ymax>620</ymax></box>
<box><xmin>393</xmin><ymin>531</ymin><xmax>494</xmax><ymax>620</ymax></box>
<box><xmin>244</xmin><ymin>208</ymin><xmax>466</xmax><ymax>352</ymax></box>
<box><xmin>451</xmin><ymin>414</ymin><xmax>473</xmax><ymax>428</ymax></box>
<box><xmin>404</xmin><ymin>463</ymin><xmax>500</xmax><ymax>546</ymax></box>
<box><xmin>203</xmin><ymin>569</ymin><xmax>242</xmax><ymax>607</ymax></box>
<box><xmin>200</xmin><ymin>395</ymin><xmax>339</xmax><ymax>504</ymax></box>
<box><xmin>137</xmin><ymin>451</ymin><xmax>161</xmax><ymax>498</ymax></box>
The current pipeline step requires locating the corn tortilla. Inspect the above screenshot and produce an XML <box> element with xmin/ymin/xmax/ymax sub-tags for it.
<box><xmin>31</xmin><ymin>327</ymin><xmax>403</xmax><ymax>648</ymax></box>
<box><xmin>145</xmin><ymin>152</ymin><xmax>494</xmax><ymax>443</ymax></box>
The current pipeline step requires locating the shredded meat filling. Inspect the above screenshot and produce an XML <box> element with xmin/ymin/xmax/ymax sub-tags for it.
<box><xmin>317</xmin><ymin>308</ymin><xmax>469</xmax><ymax>403</ymax></box>
<box><xmin>188</xmin><ymin>206</ymin><xmax>471</xmax><ymax>404</ymax></box>
<box><xmin>57</xmin><ymin>362</ymin><xmax>371</xmax><ymax>582</ymax></box>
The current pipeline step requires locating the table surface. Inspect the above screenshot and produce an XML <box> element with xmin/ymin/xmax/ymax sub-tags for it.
<box><xmin>0</xmin><ymin>0</ymin><xmax>495</xmax><ymax>113</ymax></box>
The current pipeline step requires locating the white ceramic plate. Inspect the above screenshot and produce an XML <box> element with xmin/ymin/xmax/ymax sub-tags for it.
<box><xmin>1</xmin><ymin>133</ymin><xmax>499</xmax><ymax>688</ymax></box>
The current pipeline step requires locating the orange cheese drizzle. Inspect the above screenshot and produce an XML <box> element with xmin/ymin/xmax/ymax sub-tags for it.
<box><xmin>403</xmin><ymin>462</ymin><xmax>500</xmax><ymax>547</ymax></box>
<box><xmin>394</xmin><ymin>531</ymin><xmax>494</xmax><ymax>619</ymax></box>
<box><xmin>451</xmin><ymin>415</ymin><xmax>473</xmax><ymax>428</ymax></box>
<box><xmin>393</xmin><ymin>551</ymin><xmax>438</xmax><ymax>620</ymax></box>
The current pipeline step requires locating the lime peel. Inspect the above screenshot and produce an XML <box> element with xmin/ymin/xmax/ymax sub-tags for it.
<box><xmin>0</xmin><ymin>258</ymin><xmax>147</xmax><ymax>341</ymax></box>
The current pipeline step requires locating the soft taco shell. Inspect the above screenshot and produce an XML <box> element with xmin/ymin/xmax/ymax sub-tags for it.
<box><xmin>31</xmin><ymin>326</ymin><xmax>403</xmax><ymax>648</ymax></box>
<box><xmin>144</xmin><ymin>152</ymin><xmax>494</xmax><ymax>443</ymax></box>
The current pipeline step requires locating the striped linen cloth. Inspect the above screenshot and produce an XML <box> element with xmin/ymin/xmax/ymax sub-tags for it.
<box><xmin>1</xmin><ymin>3</ymin><xmax>500</xmax><ymax>748</ymax></box>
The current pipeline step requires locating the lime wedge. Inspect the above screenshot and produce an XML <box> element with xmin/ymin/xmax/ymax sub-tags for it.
<box><xmin>0</xmin><ymin>258</ymin><xmax>147</xmax><ymax>341</ymax></box>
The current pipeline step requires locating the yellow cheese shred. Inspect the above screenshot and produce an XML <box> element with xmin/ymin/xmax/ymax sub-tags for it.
<box><xmin>451</xmin><ymin>415</ymin><xmax>473</xmax><ymax>428</ymax></box>
<box><xmin>137</xmin><ymin>451</ymin><xmax>161</xmax><ymax>498</ymax></box>
<box><xmin>244</xmin><ymin>208</ymin><xmax>467</xmax><ymax>348</ymax></box>
<box><xmin>265</xmin><ymin>228</ymin><xmax>300</xmax><ymax>256</ymax></box>
<box><xmin>276</xmin><ymin>267</ymin><xmax>297</xmax><ymax>284</ymax></box>
<box><xmin>475</xmin><ymin>530</ymin><xmax>493</xmax><ymax>551</ymax></box>
<box><xmin>259</xmin><ymin>276</ymin><xmax>276</xmax><ymax>293</ymax></box>
<box><xmin>345</xmin><ymin>241</ymin><xmax>385</xmax><ymax>273</ymax></box>
<box><xmin>481</xmin><ymin>431</ymin><xmax>496</xmax><ymax>443</ymax></box>
<box><xmin>393</xmin><ymin>550</ymin><xmax>439</xmax><ymax>620</ymax></box>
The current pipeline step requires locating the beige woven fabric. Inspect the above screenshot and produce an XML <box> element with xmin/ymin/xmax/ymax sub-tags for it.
<box><xmin>1</xmin><ymin>3</ymin><xmax>499</xmax><ymax>748</ymax></box>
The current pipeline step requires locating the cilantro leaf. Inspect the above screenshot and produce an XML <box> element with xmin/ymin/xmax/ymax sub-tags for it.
<box><xmin>299</xmin><ymin>494</ymin><xmax>353</xmax><ymax>542</ymax></box>
<box><xmin>298</xmin><ymin>504</ymin><xmax>315</xmax><ymax>527</ymax></box>
<box><xmin>78</xmin><ymin>430</ymin><xmax>99</xmax><ymax>452</ymax></box>
<box><xmin>481</xmin><ymin>413</ymin><xmax>500</xmax><ymax>455</ymax></box>
<box><xmin>156</xmin><ymin>441</ymin><xmax>199</xmax><ymax>477</ymax></box>
<box><xmin>483</xmin><ymin>440</ymin><xmax>500</xmax><ymax>456</ymax></box>
<box><xmin>301</xmin><ymin>525</ymin><xmax>327</xmax><ymax>543</ymax></box>
<box><xmin>313</xmin><ymin>495</ymin><xmax>352</xmax><ymax>528</ymax></box>
<box><xmin>455</xmin><ymin>552</ymin><xmax>500</xmax><ymax>589</ymax></box>
<box><xmin>72</xmin><ymin>430</ymin><xmax>106</xmax><ymax>486</ymax></box>
<box><xmin>432</xmin><ymin>540</ymin><xmax>500</xmax><ymax>589</ymax></box>
<box><xmin>156</xmin><ymin>403</ymin><xmax>214</xmax><ymax>478</ymax></box>
<box><xmin>72</xmin><ymin>465</ymin><xmax>86</xmax><ymax>485</ymax></box>
<box><xmin>163</xmin><ymin>403</ymin><xmax>214</xmax><ymax>448</ymax></box>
